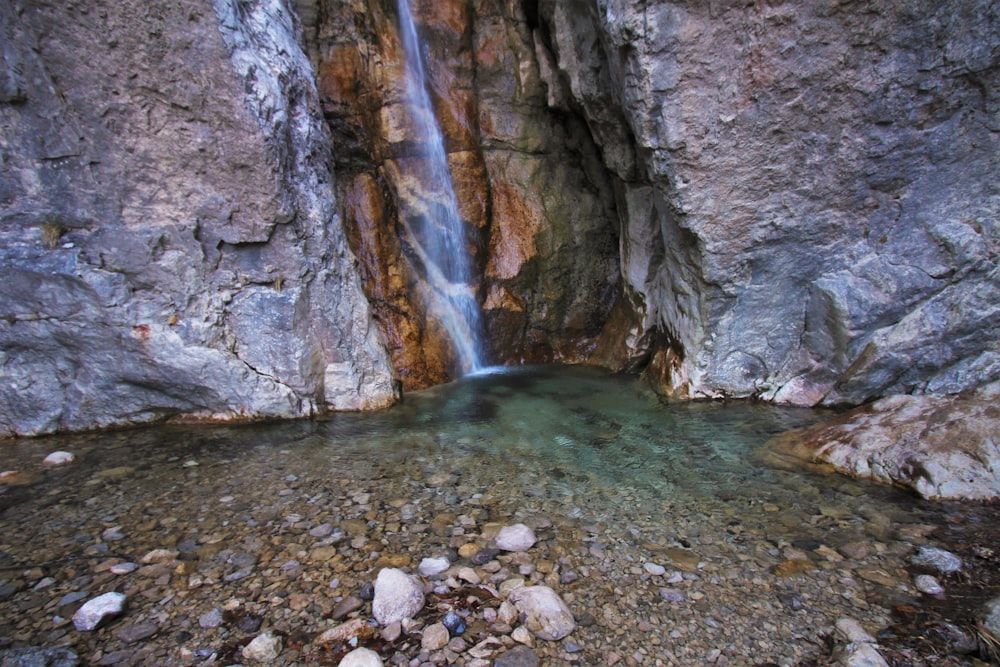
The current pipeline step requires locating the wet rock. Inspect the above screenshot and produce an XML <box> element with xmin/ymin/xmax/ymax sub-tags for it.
<box><xmin>72</xmin><ymin>592</ymin><xmax>126</xmax><ymax>631</ymax></box>
<box><xmin>914</xmin><ymin>575</ymin><xmax>944</xmax><ymax>595</ymax></box>
<box><xmin>496</xmin><ymin>524</ymin><xmax>536</xmax><ymax>552</ymax></box>
<box><xmin>331</xmin><ymin>595</ymin><xmax>363</xmax><ymax>620</ymax></box>
<box><xmin>765</xmin><ymin>393</ymin><xmax>1000</xmax><ymax>500</ymax></box>
<box><xmin>981</xmin><ymin>596</ymin><xmax>1000</xmax><ymax>639</ymax></box>
<box><xmin>43</xmin><ymin>452</ymin><xmax>75</xmax><ymax>466</ymax></box>
<box><xmin>508</xmin><ymin>585</ymin><xmax>575</xmax><ymax>641</ymax></box>
<box><xmin>241</xmin><ymin>631</ymin><xmax>282</xmax><ymax>663</ymax></box>
<box><xmin>372</xmin><ymin>568</ymin><xmax>425</xmax><ymax>625</ymax></box>
<box><xmin>442</xmin><ymin>611</ymin><xmax>466</xmax><ymax>636</ymax></box>
<box><xmin>471</xmin><ymin>548</ymin><xmax>501</xmax><ymax>565</ymax></box>
<box><xmin>339</xmin><ymin>647</ymin><xmax>384</xmax><ymax>667</ymax></box>
<box><xmin>0</xmin><ymin>647</ymin><xmax>80</xmax><ymax>667</ymax></box>
<box><xmin>114</xmin><ymin>621</ymin><xmax>158</xmax><ymax>644</ymax></box>
<box><xmin>316</xmin><ymin>619</ymin><xmax>378</xmax><ymax>647</ymax></box>
<box><xmin>912</xmin><ymin>546</ymin><xmax>963</xmax><ymax>573</ymax></box>
<box><xmin>494</xmin><ymin>645</ymin><xmax>541</xmax><ymax>667</ymax></box>
<box><xmin>834</xmin><ymin>618</ymin><xmax>889</xmax><ymax>667</ymax></box>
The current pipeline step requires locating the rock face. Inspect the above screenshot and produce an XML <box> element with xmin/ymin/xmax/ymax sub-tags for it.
<box><xmin>534</xmin><ymin>0</ymin><xmax>1000</xmax><ymax>405</ymax></box>
<box><xmin>305</xmin><ymin>0</ymin><xmax>621</xmax><ymax>389</ymax></box>
<box><xmin>763</xmin><ymin>383</ymin><xmax>1000</xmax><ymax>500</ymax></box>
<box><xmin>2</xmin><ymin>0</ymin><xmax>998</xmax><ymax>435</ymax></box>
<box><xmin>0</xmin><ymin>0</ymin><xmax>396</xmax><ymax>436</ymax></box>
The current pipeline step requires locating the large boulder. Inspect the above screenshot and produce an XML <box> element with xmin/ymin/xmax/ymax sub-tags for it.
<box><xmin>763</xmin><ymin>383</ymin><xmax>1000</xmax><ymax>500</ymax></box>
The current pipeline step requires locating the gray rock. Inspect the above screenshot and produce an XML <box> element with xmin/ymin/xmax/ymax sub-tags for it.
<box><xmin>0</xmin><ymin>0</ymin><xmax>397</xmax><ymax>437</ymax></box>
<box><xmin>764</xmin><ymin>393</ymin><xmax>1000</xmax><ymax>500</ymax></box>
<box><xmin>495</xmin><ymin>524</ymin><xmax>537</xmax><ymax>552</ymax></box>
<box><xmin>494</xmin><ymin>646</ymin><xmax>541</xmax><ymax>667</ymax></box>
<box><xmin>912</xmin><ymin>546</ymin><xmax>963</xmax><ymax>573</ymax></box>
<box><xmin>537</xmin><ymin>0</ymin><xmax>1000</xmax><ymax>407</ymax></box>
<box><xmin>72</xmin><ymin>592</ymin><xmax>126</xmax><ymax>631</ymax></box>
<box><xmin>114</xmin><ymin>621</ymin><xmax>158</xmax><ymax>644</ymax></box>
<box><xmin>0</xmin><ymin>648</ymin><xmax>80</xmax><ymax>667</ymax></box>
<box><xmin>508</xmin><ymin>585</ymin><xmax>575</xmax><ymax>641</ymax></box>
<box><xmin>372</xmin><ymin>568</ymin><xmax>425</xmax><ymax>625</ymax></box>
<box><xmin>198</xmin><ymin>608</ymin><xmax>223</xmax><ymax>629</ymax></box>
<box><xmin>914</xmin><ymin>575</ymin><xmax>944</xmax><ymax>595</ymax></box>
<box><xmin>241</xmin><ymin>631</ymin><xmax>282</xmax><ymax>663</ymax></box>
<box><xmin>980</xmin><ymin>596</ymin><xmax>1000</xmax><ymax>639</ymax></box>
<box><xmin>338</xmin><ymin>648</ymin><xmax>384</xmax><ymax>667</ymax></box>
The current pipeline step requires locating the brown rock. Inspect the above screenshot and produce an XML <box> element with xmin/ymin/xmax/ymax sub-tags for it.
<box><xmin>316</xmin><ymin>618</ymin><xmax>378</xmax><ymax>648</ymax></box>
<box><xmin>773</xmin><ymin>559</ymin><xmax>817</xmax><ymax>577</ymax></box>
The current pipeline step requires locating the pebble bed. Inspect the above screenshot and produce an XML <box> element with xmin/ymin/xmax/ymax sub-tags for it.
<box><xmin>1</xmin><ymin>366</ymin><xmax>997</xmax><ymax>666</ymax></box>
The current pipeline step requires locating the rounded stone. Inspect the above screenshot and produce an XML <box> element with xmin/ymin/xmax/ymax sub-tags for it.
<box><xmin>508</xmin><ymin>585</ymin><xmax>575</xmax><ymax>641</ymax></box>
<box><xmin>495</xmin><ymin>524</ymin><xmax>537</xmax><ymax>552</ymax></box>
<box><xmin>339</xmin><ymin>647</ymin><xmax>384</xmax><ymax>667</ymax></box>
<box><xmin>372</xmin><ymin>568</ymin><xmax>425</xmax><ymax>625</ymax></box>
<box><xmin>418</xmin><ymin>556</ymin><xmax>450</xmax><ymax>577</ymax></box>
<box><xmin>241</xmin><ymin>631</ymin><xmax>282</xmax><ymax>663</ymax></box>
<box><xmin>43</xmin><ymin>451</ymin><xmax>75</xmax><ymax>465</ymax></box>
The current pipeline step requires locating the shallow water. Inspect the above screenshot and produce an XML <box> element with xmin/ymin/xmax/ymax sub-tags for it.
<box><xmin>1</xmin><ymin>365</ymin><xmax>995</xmax><ymax>666</ymax></box>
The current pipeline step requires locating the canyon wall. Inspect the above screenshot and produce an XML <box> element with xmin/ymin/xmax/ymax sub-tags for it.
<box><xmin>1</xmin><ymin>0</ymin><xmax>997</xmax><ymax>436</ymax></box>
<box><xmin>0</xmin><ymin>0</ymin><xmax>396</xmax><ymax>437</ymax></box>
<box><xmin>536</xmin><ymin>0</ymin><xmax>1000</xmax><ymax>405</ymax></box>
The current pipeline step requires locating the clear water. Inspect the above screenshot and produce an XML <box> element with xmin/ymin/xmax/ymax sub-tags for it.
<box><xmin>395</xmin><ymin>0</ymin><xmax>484</xmax><ymax>372</ymax></box>
<box><xmin>2</xmin><ymin>365</ymin><xmax>993</xmax><ymax>665</ymax></box>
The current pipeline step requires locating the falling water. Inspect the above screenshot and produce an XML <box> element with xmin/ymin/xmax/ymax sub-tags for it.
<box><xmin>396</xmin><ymin>0</ymin><xmax>484</xmax><ymax>374</ymax></box>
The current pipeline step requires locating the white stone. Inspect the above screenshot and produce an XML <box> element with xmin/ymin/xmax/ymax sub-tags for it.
<box><xmin>43</xmin><ymin>451</ymin><xmax>75</xmax><ymax>465</ymax></box>
<box><xmin>839</xmin><ymin>642</ymin><xmax>889</xmax><ymax>667</ymax></box>
<box><xmin>912</xmin><ymin>546</ymin><xmax>963</xmax><ymax>573</ymax></box>
<box><xmin>914</xmin><ymin>574</ymin><xmax>944</xmax><ymax>595</ymax></box>
<box><xmin>508</xmin><ymin>585</ymin><xmax>575</xmax><ymax>641</ymax></box>
<box><xmin>836</xmin><ymin>618</ymin><xmax>877</xmax><ymax>644</ymax></box>
<box><xmin>643</xmin><ymin>562</ymin><xmax>666</xmax><ymax>576</ymax></box>
<box><xmin>421</xmin><ymin>622</ymin><xmax>450</xmax><ymax>651</ymax></box>
<box><xmin>241</xmin><ymin>631</ymin><xmax>282</xmax><ymax>663</ymax></box>
<box><xmin>418</xmin><ymin>556</ymin><xmax>451</xmax><ymax>577</ymax></box>
<box><xmin>72</xmin><ymin>592</ymin><xmax>127</xmax><ymax>631</ymax></box>
<box><xmin>496</xmin><ymin>524</ymin><xmax>537</xmax><ymax>552</ymax></box>
<box><xmin>372</xmin><ymin>568</ymin><xmax>425</xmax><ymax>625</ymax></box>
<box><xmin>339</xmin><ymin>647</ymin><xmax>384</xmax><ymax>667</ymax></box>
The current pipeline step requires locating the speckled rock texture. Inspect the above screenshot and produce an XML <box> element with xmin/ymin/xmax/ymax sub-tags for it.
<box><xmin>0</xmin><ymin>0</ymin><xmax>396</xmax><ymax>436</ymax></box>
<box><xmin>538</xmin><ymin>0</ymin><xmax>1000</xmax><ymax>405</ymax></box>
<box><xmin>763</xmin><ymin>382</ymin><xmax>1000</xmax><ymax>500</ymax></box>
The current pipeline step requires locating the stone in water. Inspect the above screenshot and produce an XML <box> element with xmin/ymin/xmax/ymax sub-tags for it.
<box><xmin>44</xmin><ymin>451</ymin><xmax>75</xmax><ymax>465</ymax></box>
<box><xmin>508</xmin><ymin>585</ymin><xmax>575</xmax><ymax>641</ymax></box>
<box><xmin>496</xmin><ymin>523</ymin><xmax>536</xmax><ymax>552</ymax></box>
<box><xmin>372</xmin><ymin>568</ymin><xmax>425</xmax><ymax>625</ymax></box>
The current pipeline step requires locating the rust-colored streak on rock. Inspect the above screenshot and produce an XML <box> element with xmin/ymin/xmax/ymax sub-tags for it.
<box><xmin>339</xmin><ymin>172</ymin><xmax>451</xmax><ymax>391</ymax></box>
<box><xmin>447</xmin><ymin>150</ymin><xmax>490</xmax><ymax>234</ymax></box>
<box><xmin>485</xmin><ymin>182</ymin><xmax>539</xmax><ymax>281</ymax></box>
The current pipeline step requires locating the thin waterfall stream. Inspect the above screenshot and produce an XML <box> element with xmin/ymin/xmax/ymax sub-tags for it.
<box><xmin>395</xmin><ymin>0</ymin><xmax>484</xmax><ymax>374</ymax></box>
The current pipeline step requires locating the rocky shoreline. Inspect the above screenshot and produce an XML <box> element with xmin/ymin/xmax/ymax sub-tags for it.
<box><xmin>2</xmin><ymin>422</ymin><xmax>999</xmax><ymax>667</ymax></box>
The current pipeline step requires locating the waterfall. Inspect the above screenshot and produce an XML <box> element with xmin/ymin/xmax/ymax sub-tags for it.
<box><xmin>396</xmin><ymin>0</ymin><xmax>484</xmax><ymax>375</ymax></box>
